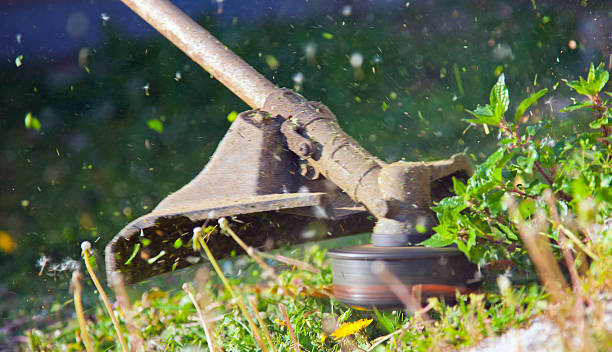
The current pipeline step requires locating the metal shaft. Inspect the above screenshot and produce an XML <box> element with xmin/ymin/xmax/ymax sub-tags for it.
<box><xmin>120</xmin><ymin>0</ymin><xmax>277</xmax><ymax>109</ymax></box>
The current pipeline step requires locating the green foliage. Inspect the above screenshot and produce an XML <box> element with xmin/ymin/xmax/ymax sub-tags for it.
<box><xmin>427</xmin><ymin>63</ymin><xmax>611</xmax><ymax>267</ymax></box>
<box><xmin>465</xmin><ymin>73</ymin><xmax>509</xmax><ymax>126</ymax></box>
<box><xmin>514</xmin><ymin>88</ymin><xmax>548</xmax><ymax>124</ymax></box>
<box><xmin>563</xmin><ymin>62</ymin><xmax>609</xmax><ymax>97</ymax></box>
<box><xmin>26</xmin><ymin>243</ymin><xmax>550</xmax><ymax>352</ymax></box>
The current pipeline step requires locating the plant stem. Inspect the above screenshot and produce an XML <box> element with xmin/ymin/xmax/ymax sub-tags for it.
<box><xmin>542</xmin><ymin>191</ymin><xmax>583</xmax><ymax>296</ymax></box>
<box><xmin>111</xmin><ymin>272</ymin><xmax>144</xmax><ymax>352</ymax></box>
<box><xmin>533</xmin><ymin>161</ymin><xmax>572</xmax><ymax>202</ymax></box>
<box><xmin>195</xmin><ymin>231</ymin><xmax>268</xmax><ymax>352</ymax></box>
<box><xmin>218</xmin><ymin>218</ymin><xmax>277</xmax><ymax>279</ymax></box>
<box><xmin>81</xmin><ymin>244</ymin><xmax>129</xmax><ymax>352</ymax></box>
<box><xmin>249</xmin><ymin>297</ymin><xmax>277</xmax><ymax>352</ymax></box>
<box><xmin>280</xmin><ymin>304</ymin><xmax>301</xmax><ymax>352</ymax></box>
<box><xmin>508</xmin><ymin>206</ymin><xmax>568</xmax><ymax>303</ymax></box>
<box><xmin>592</xmin><ymin>95</ymin><xmax>610</xmax><ymax>148</ymax></box>
<box><xmin>183</xmin><ymin>283</ymin><xmax>218</xmax><ymax>352</ymax></box>
<box><xmin>258</xmin><ymin>252</ymin><xmax>321</xmax><ymax>273</ymax></box>
<box><xmin>71</xmin><ymin>271</ymin><xmax>94</xmax><ymax>352</ymax></box>
<box><xmin>504</xmin><ymin>186</ymin><xmax>538</xmax><ymax>199</ymax></box>
<box><xmin>502</xmin><ymin>120</ymin><xmax>573</xmax><ymax>202</ymax></box>
<box><xmin>558</xmin><ymin>225</ymin><xmax>598</xmax><ymax>260</ymax></box>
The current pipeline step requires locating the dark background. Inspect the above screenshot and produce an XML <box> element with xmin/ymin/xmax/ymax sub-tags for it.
<box><xmin>1</xmin><ymin>0</ymin><xmax>610</xmax><ymax>330</ymax></box>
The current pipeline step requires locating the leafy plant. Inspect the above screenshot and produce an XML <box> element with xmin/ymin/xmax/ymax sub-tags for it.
<box><xmin>423</xmin><ymin>63</ymin><xmax>611</xmax><ymax>269</ymax></box>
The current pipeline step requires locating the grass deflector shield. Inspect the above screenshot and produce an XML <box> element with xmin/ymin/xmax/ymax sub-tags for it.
<box><xmin>108</xmin><ymin>0</ymin><xmax>479</xmax><ymax>307</ymax></box>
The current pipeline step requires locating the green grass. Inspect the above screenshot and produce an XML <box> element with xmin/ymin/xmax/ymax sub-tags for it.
<box><xmin>22</xmin><ymin>236</ymin><xmax>612</xmax><ymax>351</ymax></box>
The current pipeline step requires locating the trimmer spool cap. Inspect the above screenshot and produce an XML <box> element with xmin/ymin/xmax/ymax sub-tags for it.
<box><xmin>327</xmin><ymin>244</ymin><xmax>479</xmax><ymax>309</ymax></box>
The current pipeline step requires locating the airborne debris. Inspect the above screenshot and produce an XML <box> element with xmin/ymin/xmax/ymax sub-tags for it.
<box><xmin>24</xmin><ymin>112</ymin><xmax>41</xmax><ymax>131</ymax></box>
<box><xmin>100</xmin><ymin>13</ymin><xmax>110</xmax><ymax>25</ymax></box>
<box><xmin>147</xmin><ymin>119</ymin><xmax>163</xmax><ymax>133</ymax></box>
<box><xmin>304</xmin><ymin>42</ymin><xmax>317</xmax><ymax>64</ymax></box>
<box><xmin>227</xmin><ymin>110</ymin><xmax>238</xmax><ymax>123</ymax></box>
<box><xmin>292</xmin><ymin>72</ymin><xmax>304</xmax><ymax>91</ymax></box>
<box><xmin>322</xmin><ymin>32</ymin><xmax>334</xmax><ymax>40</ymax></box>
<box><xmin>341</xmin><ymin>5</ymin><xmax>352</xmax><ymax>17</ymax></box>
<box><xmin>349</xmin><ymin>53</ymin><xmax>363</xmax><ymax>68</ymax></box>
<box><xmin>265</xmin><ymin>55</ymin><xmax>280</xmax><ymax>70</ymax></box>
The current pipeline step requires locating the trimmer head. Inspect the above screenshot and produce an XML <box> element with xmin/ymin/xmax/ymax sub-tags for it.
<box><xmin>328</xmin><ymin>245</ymin><xmax>480</xmax><ymax>309</ymax></box>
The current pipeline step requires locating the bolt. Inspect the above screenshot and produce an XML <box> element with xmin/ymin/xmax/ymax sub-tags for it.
<box><xmin>298</xmin><ymin>142</ymin><xmax>312</xmax><ymax>157</ymax></box>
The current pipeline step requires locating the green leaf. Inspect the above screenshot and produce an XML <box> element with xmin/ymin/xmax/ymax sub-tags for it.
<box><xmin>456</xmin><ymin>240</ymin><xmax>470</xmax><ymax>259</ymax></box>
<box><xmin>589</xmin><ymin>109</ymin><xmax>610</xmax><ymax>129</ymax></box>
<box><xmin>587</xmin><ymin>62</ymin><xmax>596</xmax><ymax>83</ymax></box>
<box><xmin>322</xmin><ymin>32</ymin><xmax>334</xmax><ymax>40</ymax></box>
<box><xmin>587</xmin><ymin>62</ymin><xmax>609</xmax><ymax>94</ymax></box>
<box><xmin>490</xmin><ymin>73</ymin><xmax>509</xmax><ymax>119</ymax></box>
<box><xmin>498</xmin><ymin>224</ymin><xmax>518</xmax><ymax>241</ymax></box>
<box><xmin>477</xmin><ymin>148</ymin><xmax>514</xmax><ymax>177</ymax></box>
<box><xmin>487</xmin><ymin>190</ymin><xmax>506</xmax><ymax>216</ymax></box>
<box><xmin>338</xmin><ymin>308</ymin><xmax>352</xmax><ymax>323</ymax></box>
<box><xmin>124</xmin><ymin>243</ymin><xmax>141</xmax><ymax>265</ymax></box>
<box><xmin>518</xmin><ymin>199</ymin><xmax>535</xmax><ymax>219</ymax></box>
<box><xmin>173</xmin><ymin>238</ymin><xmax>183</xmax><ymax>249</ymax></box>
<box><xmin>525</xmin><ymin>145</ymin><xmax>539</xmax><ymax>174</ymax></box>
<box><xmin>147</xmin><ymin>119</ymin><xmax>164</xmax><ymax>133</ymax></box>
<box><xmin>514</xmin><ymin>88</ymin><xmax>548</xmax><ymax>123</ymax></box>
<box><xmin>564</xmin><ymin>62</ymin><xmax>610</xmax><ymax>96</ymax></box>
<box><xmin>465</xmin><ymin>104</ymin><xmax>500</xmax><ymax>126</ymax></box>
<box><xmin>24</xmin><ymin>112</ymin><xmax>41</xmax><ymax>131</ymax></box>
<box><xmin>373</xmin><ymin>308</ymin><xmax>395</xmax><ymax>334</ymax></box>
<box><xmin>560</xmin><ymin>100</ymin><xmax>592</xmax><ymax>112</ymax></box>
<box><xmin>420</xmin><ymin>233</ymin><xmax>454</xmax><ymax>247</ymax></box>
<box><xmin>433</xmin><ymin>195</ymin><xmax>468</xmax><ymax>214</ymax></box>
<box><xmin>452</xmin><ymin>177</ymin><xmax>467</xmax><ymax>198</ymax></box>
